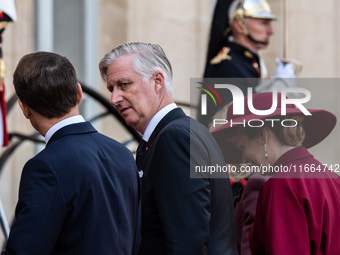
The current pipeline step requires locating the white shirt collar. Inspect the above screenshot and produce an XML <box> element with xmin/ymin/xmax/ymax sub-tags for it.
<box><xmin>45</xmin><ymin>115</ymin><xmax>86</xmax><ymax>144</ymax></box>
<box><xmin>143</xmin><ymin>103</ymin><xmax>177</xmax><ymax>142</ymax></box>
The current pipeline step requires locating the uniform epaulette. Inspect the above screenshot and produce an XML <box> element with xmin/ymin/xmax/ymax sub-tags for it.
<box><xmin>244</xmin><ymin>51</ymin><xmax>253</xmax><ymax>58</ymax></box>
<box><xmin>210</xmin><ymin>47</ymin><xmax>232</xmax><ymax>65</ymax></box>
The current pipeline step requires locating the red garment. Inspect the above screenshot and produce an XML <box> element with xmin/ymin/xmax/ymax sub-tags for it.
<box><xmin>0</xmin><ymin>81</ymin><xmax>9</xmax><ymax>146</ymax></box>
<box><xmin>230</xmin><ymin>178</ymin><xmax>247</xmax><ymax>187</ymax></box>
<box><xmin>250</xmin><ymin>147</ymin><xmax>340</xmax><ymax>255</ymax></box>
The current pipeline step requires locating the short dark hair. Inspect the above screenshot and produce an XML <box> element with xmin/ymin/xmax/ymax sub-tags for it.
<box><xmin>13</xmin><ymin>51</ymin><xmax>79</xmax><ymax>118</ymax></box>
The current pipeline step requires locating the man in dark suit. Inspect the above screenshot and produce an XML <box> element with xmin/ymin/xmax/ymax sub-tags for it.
<box><xmin>99</xmin><ymin>42</ymin><xmax>238</xmax><ymax>255</ymax></box>
<box><xmin>1</xmin><ymin>52</ymin><xmax>141</xmax><ymax>255</ymax></box>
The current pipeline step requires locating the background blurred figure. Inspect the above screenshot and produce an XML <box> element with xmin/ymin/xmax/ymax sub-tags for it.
<box><xmin>2</xmin><ymin>52</ymin><xmax>141</xmax><ymax>255</ymax></box>
<box><xmin>204</xmin><ymin>0</ymin><xmax>276</xmax><ymax>80</ymax></box>
<box><xmin>0</xmin><ymin>0</ymin><xmax>17</xmax><ymax>150</ymax></box>
<box><xmin>0</xmin><ymin>0</ymin><xmax>16</xmax><ymax>242</ymax></box>
<box><xmin>212</xmin><ymin>92</ymin><xmax>340</xmax><ymax>254</ymax></box>
<box><xmin>203</xmin><ymin>0</ymin><xmax>234</xmax><ymax>78</ymax></box>
<box><xmin>199</xmin><ymin>0</ymin><xmax>297</xmax><ymax>128</ymax></box>
<box><xmin>99</xmin><ymin>42</ymin><xmax>238</xmax><ymax>255</ymax></box>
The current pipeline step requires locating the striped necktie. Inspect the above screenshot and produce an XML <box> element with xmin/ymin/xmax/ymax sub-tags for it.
<box><xmin>136</xmin><ymin>139</ymin><xmax>147</xmax><ymax>168</ymax></box>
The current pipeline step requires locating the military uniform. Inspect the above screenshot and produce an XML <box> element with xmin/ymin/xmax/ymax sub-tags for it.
<box><xmin>204</xmin><ymin>41</ymin><xmax>261</xmax><ymax>79</ymax></box>
<box><xmin>198</xmin><ymin>0</ymin><xmax>277</xmax><ymax>128</ymax></box>
<box><xmin>0</xmin><ymin>11</ymin><xmax>14</xmax><ymax>147</ymax></box>
<box><xmin>199</xmin><ymin>41</ymin><xmax>262</xmax><ymax>128</ymax></box>
<box><xmin>0</xmin><ymin>1</ymin><xmax>16</xmax><ymax>241</ymax></box>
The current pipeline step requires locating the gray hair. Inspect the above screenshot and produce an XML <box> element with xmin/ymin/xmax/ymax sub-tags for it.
<box><xmin>99</xmin><ymin>42</ymin><xmax>174</xmax><ymax>98</ymax></box>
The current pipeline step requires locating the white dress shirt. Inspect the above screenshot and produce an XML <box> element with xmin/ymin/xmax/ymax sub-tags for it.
<box><xmin>45</xmin><ymin>115</ymin><xmax>85</xmax><ymax>144</ymax></box>
<box><xmin>142</xmin><ymin>103</ymin><xmax>177</xmax><ymax>142</ymax></box>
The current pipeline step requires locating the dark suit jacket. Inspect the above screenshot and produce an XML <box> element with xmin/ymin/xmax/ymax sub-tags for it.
<box><xmin>2</xmin><ymin>122</ymin><xmax>141</xmax><ymax>255</ymax></box>
<box><xmin>137</xmin><ymin>108</ymin><xmax>238</xmax><ymax>255</ymax></box>
<box><xmin>234</xmin><ymin>173</ymin><xmax>269</xmax><ymax>255</ymax></box>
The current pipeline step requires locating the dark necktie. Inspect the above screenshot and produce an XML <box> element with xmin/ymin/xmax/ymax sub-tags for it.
<box><xmin>136</xmin><ymin>139</ymin><xmax>147</xmax><ymax>168</ymax></box>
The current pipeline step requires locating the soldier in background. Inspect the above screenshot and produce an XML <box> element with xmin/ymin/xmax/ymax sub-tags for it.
<box><xmin>199</xmin><ymin>0</ymin><xmax>297</xmax><ymax>230</ymax></box>
<box><xmin>0</xmin><ymin>0</ymin><xmax>17</xmax><ymax>148</ymax></box>
<box><xmin>0</xmin><ymin>0</ymin><xmax>16</xmax><ymax>242</ymax></box>
<box><xmin>199</xmin><ymin>0</ymin><xmax>296</xmax><ymax>128</ymax></box>
<box><xmin>204</xmin><ymin>0</ymin><xmax>276</xmax><ymax>79</ymax></box>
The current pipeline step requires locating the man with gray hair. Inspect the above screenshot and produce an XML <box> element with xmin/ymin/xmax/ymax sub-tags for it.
<box><xmin>99</xmin><ymin>42</ymin><xmax>238</xmax><ymax>255</ymax></box>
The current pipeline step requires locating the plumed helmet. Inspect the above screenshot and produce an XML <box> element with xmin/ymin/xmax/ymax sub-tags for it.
<box><xmin>0</xmin><ymin>0</ymin><xmax>17</xmax><ymax>22</ymax></box>
<box><xmin>229</xmin><ymin>0</ymin><xmax>277</xmax><ymax>23</ymax></box>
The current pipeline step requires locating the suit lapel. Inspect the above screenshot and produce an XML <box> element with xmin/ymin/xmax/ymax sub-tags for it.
<box><xmin>148</xmin><ymin>108</ymin><xmax>185</xmax><ymax>144</ymax></box>
<box><xmin>47</xmin><ymin>122</ymin><xmax>97</xmax><ymax>146</ymax></box>
<box><xmin>137</xmin><ymin>108</ymin><xmax>186</xmax><ymax>170</ymax></box>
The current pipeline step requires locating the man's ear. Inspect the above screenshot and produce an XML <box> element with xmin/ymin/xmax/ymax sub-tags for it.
<box><xmin>232</xmin><ymin>20</ymin><xmax>247</xmax><ymax>35</ymax></box>
<box><xmin>18</xmin><ymin>100</ymin><xmax>31</xmax><ymax>119</ymax></box>
<box><xmin>77</xmin><ymin>83</ymin><xmax>83</xmax><ymax>104</ymax></box>
<box><xmin>152</xmin><ymin>72</ymin><xmax>165</xmax><ymax>94</ymax></box>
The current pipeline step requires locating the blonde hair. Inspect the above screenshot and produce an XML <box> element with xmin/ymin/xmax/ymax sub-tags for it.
<box><xmin>276</xmin><ymin>115</ymin><xmax>305</xmax><ymax>146</ymax></box>
<box><xmin>235</xmin><ymin>114</ymin><xmax>306</xmax><ymax>147</ymax></box>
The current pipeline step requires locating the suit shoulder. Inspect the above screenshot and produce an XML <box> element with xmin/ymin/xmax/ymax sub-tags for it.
<box><xmin>161</xmin><ymin>116</ymin><xmax>210</xmax><ymax>137</ymax></box>
<box><xmin>95</xmin><ymin>132</ymin><xmax>132</xmax><ymax>149</ymax></box>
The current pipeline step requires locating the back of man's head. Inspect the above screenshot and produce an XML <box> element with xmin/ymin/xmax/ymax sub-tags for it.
<box><xmin>13</xmin><ymin>51</ymin><xmax>79</xmax><ymax>119</ymax></box>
